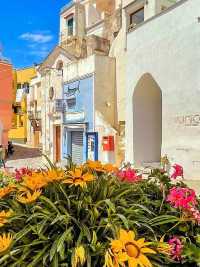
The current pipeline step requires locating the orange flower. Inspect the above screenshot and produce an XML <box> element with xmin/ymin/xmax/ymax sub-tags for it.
<box><xmin>21</xmin><ymin>172</ymin><xmax>48</xmax><ymax>191</ymax></box>
<box><xmin>45</xmin><ymin>169</ymin><xmax>65</xmax><ymax>183</ymax></box>
<box><xmin>86</xmin><ymin>160</ymin><xmax>118</xmax><ymax>173</ymax></box>
<box><xmin>0</xmin><ymin>210</ymin><xmax>12</xmax><ymax>227</ymax></box>
<box><xmin>0</xmin><ymin>233</ymin><xmax>13</xmax><ymax>253</ymax></box>
<box><xmin>103</xmin><ymin>163</ymin><xmax>118</xmax><ymax>173</ymax></box>
<box><xmin>17</xmin><ymin>190</ymin><xmax>42</xmax><ymax>204</ymax></box>
<box><xmin>86</xmin><ymin>160</ymin><xmax>105</xmax><ymax>172</ymax></box>
<box><xmin>0</xmin><ymin>185</ymin><xmax>16</xmax><ymax>199</ymax></box>
<box><xmin>63</xmin><ymin>168</ymin><xmax>95</xmax><ymax>187</ymax></box>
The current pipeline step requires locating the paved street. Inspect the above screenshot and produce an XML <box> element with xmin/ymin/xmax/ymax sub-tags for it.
<box><xmin>4</xmin><ymin>144</ymin><xmax>45</xmax><ymax>171</ymax></box>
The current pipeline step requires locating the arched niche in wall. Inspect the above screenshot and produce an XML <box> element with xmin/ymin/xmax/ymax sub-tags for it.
<box><xmin>56</xmin><ymin>60</ymin><xmax>64</xmax><ymax>71</ymax></box>
<box><xmin>132</xmin><ymin>73</ymin><xmax>162</xmax><ymax>166</ymax></box>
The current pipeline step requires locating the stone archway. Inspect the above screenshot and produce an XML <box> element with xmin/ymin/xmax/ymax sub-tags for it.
<box><xmin>132</xmin><ymin>73</ymin><xmax>162</xmax><ymax>166</ymax></box>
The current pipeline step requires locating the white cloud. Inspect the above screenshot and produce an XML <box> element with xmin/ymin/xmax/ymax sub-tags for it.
<box><xmin>19</xmin><ymin>32</ymin><xmax>53</xmax><ymax>44</ymax></box>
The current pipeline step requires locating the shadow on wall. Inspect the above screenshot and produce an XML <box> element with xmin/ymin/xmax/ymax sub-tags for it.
<box><xmin>132</xmin><ymin>73</ymin><xmax>162</xmax><ymax>166</ymax></box>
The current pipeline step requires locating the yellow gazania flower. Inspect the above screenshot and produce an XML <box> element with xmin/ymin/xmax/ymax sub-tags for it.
<box><xmin>72</xmin><ymin>245</ymin><xmax>86</xmax><ymax>267</ymax></box>
<box><xmin>0</xmin><ymin>233</ymin><xmax>12</xmax><ymax>254</ymax></box>
<box><xmin>86</xmin><ymin>160</ymin><xmax>118</xmax><ymax>173</ymax></box>
<box><xmin>0</xmin><ymin>185</ymin><xmax>15</xmax><ymax>199</ymax></box>
<box><xmin>0</xmin><ymin>210</ymin><xmax>12</xmax><ymax>227</ymax></box>
<box><xmin>17</xmin><ymin>190</ymin><xmax>42</xmax><ymax>204</ymax></box>
<box><xmin>45</xmin><ymin>169</ymin><xmax>65</xmax><ymax>183</ymax></box>
<box><xmin>86</xmin><ymin>160</ymin><xmax>105</xmax><ymax>172</ymax></box>
<box><xmin>63</xmin><ymin>168</ymin><xmax>94</xmax><ymax>187</ymax></box>
<box><xmin>103</xmin><ymin>163</ymin><xmax>118</xmax><ymax>173</ymax></box>
<box><xmin>111</xmin><ymin>229</ymin><xmax>156</xmax><ymax>267</ymax></box>
<box><xmin>21</xmin><ymin>172</ymin><xmax>48</xmax><ymax>191</ymax></box>
<box><xmin>156</xmin><ymin>236</ymin><xmax>171</xmax><ymax>255</ymax></box>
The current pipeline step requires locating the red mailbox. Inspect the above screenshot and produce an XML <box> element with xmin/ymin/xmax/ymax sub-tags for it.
<box><xmin>102</xmin><ymin>136</ymin><xmax>114</xmax><ymax>151</ymax></box>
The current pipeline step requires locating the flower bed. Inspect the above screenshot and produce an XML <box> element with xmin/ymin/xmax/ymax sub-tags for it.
<box><xmin>0</xmin><ymin>161</ymin><xmax>199</xmax><ymax>266</ymax></box>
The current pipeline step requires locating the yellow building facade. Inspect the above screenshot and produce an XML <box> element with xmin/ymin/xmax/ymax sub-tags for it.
<box><xmin>9</xmin><ymin>67</ymin><xmax>36</xmax><ymax>144</ymax></box>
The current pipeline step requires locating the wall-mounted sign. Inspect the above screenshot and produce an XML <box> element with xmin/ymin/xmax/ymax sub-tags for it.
<box><xmin>64</xmin><ymin>81</ymin><xmax>80</xmax><ymax>98</ymax></box>
<box><xmin>86</xmin><ymin>132</ymin><xmax>98</xmax><ymax>161</ymax></box>
<box><xmin>65</xmin><ymin>111</ymin><xmax>85</xmax><ymax>123</ymax></box>
<box><xmin>174</xmin><ymin>114</ymin><xmax>200</xmax><ymax>127</ymax></box>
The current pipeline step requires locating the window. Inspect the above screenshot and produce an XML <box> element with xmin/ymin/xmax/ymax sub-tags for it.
<box><xmin>67</xmin><ymin>17</ymin><xmax>74</xmax><ymax>36</ymax></box>
<box><xmin>130</xmin><ymin>7</ymin><xmax>144</xmax><ymax>26</ymax></box>
<box><xmin>23</xmin><ymin>83</ymin><xmax>30</xmax><ymax>93</ymax></box>
<box><xmin>19</xmin><ymin>115</ymin><xmax>24</xmax><ymax>127</ymax></box>
<box><xmin>17</xmin><ymin>83</ymin><xmax>21</xmax><ymax>89</ymax></box>
<box><xmin>67</xmin><ymin>97</ymin><xmax>76</xmax><ymax>109</ymax></box>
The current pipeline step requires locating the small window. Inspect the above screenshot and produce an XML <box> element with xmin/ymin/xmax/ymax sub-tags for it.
<box><xmin>130</xmin><ymin>7</ymin><xmax>144</xmax><ymax>26</ymax></box>
<box><xmin>19</xmin><ymin>115</ymin><xmax>24</xmax><ymax>127</ymax></box>
<box><xmin>15</xmin><ymin>106</ymin><xmax>22</xmax><ymax>115</ymax></box>
<box><xmin>17</xmin><ymin>83</ymin><xmax>21</xmax><ymax>89</ymax></box>
<box><xmin>67</xmin><ymin>97</ymin><xmax>76</xmax><ymax>109</ymax></box>
<box><xmin>67</xmin><ymin>17</ymin><xmax>74</xmax><ymax>36</ymax></box>
<box><xmin>23</xmin><ymin>83</ymin><xmax>29</xmax><ymax>93</ymax></box>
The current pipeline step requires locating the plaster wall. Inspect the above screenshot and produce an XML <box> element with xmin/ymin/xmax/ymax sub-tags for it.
<box><xmin>0</xmin><ymin>61</ymin><xmax>13</xmax><ymax>147</ymax></box>
<box><xmin>41</xmin><ymin>63</ymin><xmax>64</xmax><ymax>160</ymax></box>
<box><xmin>125</xmin><ymin>0</ymin><xmax>200</xmax><ymax>179</ymax></box>
<box><xmin>94</xmin><ymin>56</ymin><xmax>116</xmax><ymax>162</ymax></box>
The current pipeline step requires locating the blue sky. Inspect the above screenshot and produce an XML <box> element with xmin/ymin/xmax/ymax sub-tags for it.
<box><xmin>0</xmin><ymin>0</ymin><xmax>70</xmax><ymax>68</ymax></box>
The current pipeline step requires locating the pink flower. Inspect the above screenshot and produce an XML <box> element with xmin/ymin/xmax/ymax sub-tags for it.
<box><xmin>171</xmin><ymin>164</ymin><xmax>183</xmax><ymax>179</ymax></box>
<box><xmin>187</xmin><ymin>206</ymin><xmax>200</xmax><ymax>224</ymax></box>
<box><xmin>117</xmin><ymin>168</ymin><xmax>142</xmax><ymax>183</ymax></box>
<box><xmin>167</xmin><ymin>186</ymin><xmax>200</xmax><ymax>224</ymax></box>
<box><xmin>168</xmin><ymin>236</ymin><xmax>183</xmax><ymax>261</ymax></box>
<box><xmin>167</xmin><ymin>187</ymin><xmax>197</xmax><ymax>209</ymax></box>
<box><xmin>14</xmin><ymin>168</ymin><xmax>32</xmax><ymax>181</ymax></box>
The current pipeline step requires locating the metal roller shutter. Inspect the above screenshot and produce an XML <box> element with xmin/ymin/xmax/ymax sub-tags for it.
<box><xmin>71</xmin><ymin>131</ymin><xmax>83</xmax><ymax>164</ymax></box>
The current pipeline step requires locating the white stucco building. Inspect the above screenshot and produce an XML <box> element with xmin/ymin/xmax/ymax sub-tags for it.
<box><xmin>124</xmin><ymin>0</ymin><xmax>200</xmax><ymax>179</ymax></box>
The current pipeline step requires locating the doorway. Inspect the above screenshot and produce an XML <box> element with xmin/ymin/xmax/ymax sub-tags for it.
<box><xmin>55</xmin><ymin>126</ymin><xmax>61</xmax><ymax>162</ymax></box>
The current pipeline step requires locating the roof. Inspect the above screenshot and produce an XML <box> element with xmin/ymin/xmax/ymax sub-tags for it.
<box><xmin>38</xmin><ymin>45</ymin><xmax>77</xmax><ymax>74</ymax></box>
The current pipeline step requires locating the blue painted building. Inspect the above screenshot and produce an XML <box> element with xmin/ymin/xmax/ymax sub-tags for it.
<box><xmin>62</xmin><ymin>75</ymin><xmax>98</xmax><ymax>164</ymax></box>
